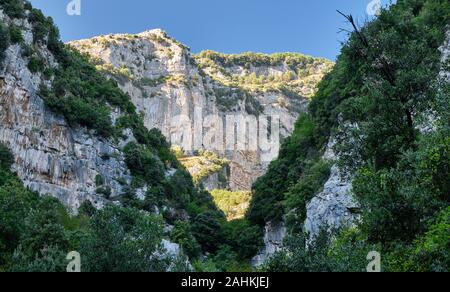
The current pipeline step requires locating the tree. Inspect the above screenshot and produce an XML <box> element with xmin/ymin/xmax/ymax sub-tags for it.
<box><xmin>171</xmin><ymin>221</ymin><xmax>201</xmax><ymax>259</ymax></box>
<box><xmin>0</xmin><ymin>22</ymin><xmax>10</xmax><ymax>65</ymax></box>
<box><xmin>191</xmin><ymin>211</ymin><xmax>223</xmax><ymax>253</ymax></box>
<box><xmin>80</xmin><ymin>205</ymin><xmax>168</xmax><ymax>272</ymax></box>
<box><xmin>222</xmin><ymin>219</ymin><xmax>263</xmax><ymax>259</ymax></box>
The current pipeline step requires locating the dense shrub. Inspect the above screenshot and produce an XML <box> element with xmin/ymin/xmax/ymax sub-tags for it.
<box><xmin>210</xmin><ymin>190</ymin><xmax>251</xmax><ymax>221</ymax></box>
<box><xmin>284</xmin><ymin>159</ymin><xmax>331</xmax><ymax>231</ymax></box>
<box><xmin>8</xmin><ymin>24</ymin><xmax>22</xmax><ymax>44</ymax></box>
<box><xmin>80</xmin><ymin>205</ymin><xmax>172</xmax><ymax>272</ymax></box>
<box><xmin>27</xmin><ymin>55</ymin><xmax>45</xmax><ymax>73</ymax></box>
<box><xmin>124</xmin><ymin>142</ymin><xmax>165</xmax><ymax>187</ymax></box>
<box><xmin>0</xmin><ymin>22</ymin><xmax>10</xmax><ymax>64</ymax></box>
<box><xmin>191</xmin><ymin>211</ymin><xmax>224</xmax><ymax>253</ymax></box>
<box><xmin>171</xmin><ymin>221</ymin><xmax>201</xmax><ymax>259</ymax></box>
<box><xmin>222</xmin><ymin>219</ymin><xmax>263</xmax><ymax>259</ymax></box>
<box><xmin>0</xmin><ymin>0</ymin><xmax>25</xmax><ymax>18</ymax></box>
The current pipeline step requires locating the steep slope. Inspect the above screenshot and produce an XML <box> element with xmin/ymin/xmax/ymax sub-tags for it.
<box><xmin>0</xmin><ymin>4</ymin><xmax>129</xmax><ymax>210</ymax></box>
<box><xmin>250</xmin><ymin>0</ymin><xmax>450</xmax><ymax>271</ymax></box>
<box><xmin>69</xmin><ymin>32</ymin><xmax>333</xmax><ymax>191</ymax></box>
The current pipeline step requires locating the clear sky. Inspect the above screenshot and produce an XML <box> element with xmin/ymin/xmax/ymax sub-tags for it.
<box><xmin>29</xmin><ymin>0</ymin><xmax>394</xmax><ymax>60</ymax></box>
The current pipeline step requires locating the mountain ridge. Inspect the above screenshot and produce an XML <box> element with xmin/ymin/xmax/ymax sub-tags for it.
<box><xmin>69</xmin><ymin>29</ymin><xmax>333</xmax><ymax>191</ymax></box>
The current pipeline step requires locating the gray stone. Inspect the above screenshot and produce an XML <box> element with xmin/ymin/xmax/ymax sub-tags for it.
<box><xmin>251</xmin><ymin>221</ymin><xmax>286</xmax><ymax>267</ymax></box>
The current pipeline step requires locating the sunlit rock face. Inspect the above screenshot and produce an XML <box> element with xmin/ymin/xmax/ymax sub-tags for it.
<box><xmin>0</xmin><ymin>12</ymin><xmax>132</xmax><ymax>211</ymax></box>
<box><xmin>304</xmin><ymin>139</ymin><xmax>360</xmax><ymax>240</ymax></box>
<box><xmin>70</xmin><ymin>30</ymin><xmax>333</xmax><ymax>190</ymax></box>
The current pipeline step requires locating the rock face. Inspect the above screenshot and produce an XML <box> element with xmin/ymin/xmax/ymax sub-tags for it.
<box><xmin>0</xmin><ymin>12</ymin><xmax>131</xmax><ymax>211</ymax></box>
<box><xmin>304</xmin><ymin>165</ymin><xmax>359</xmax><ymax>238</ymax></box>
<box><xmin>70</xmin><ymin>30</ymin><xmax>333</xmax><ymax>190</ymax></box>
<box><xmin>440</xmin><ymin>30</ymin><xmax>450</xmax><ymax>80</ymax></box>
<box><xmin>304</xmin><ymin>140</ymin><xmax>360</xmax><ymax>239</ymax></box>
<box><xmin>251</xmin><ymin>221</ymin><xmax>286</xmax><ymax>267</ymax></box>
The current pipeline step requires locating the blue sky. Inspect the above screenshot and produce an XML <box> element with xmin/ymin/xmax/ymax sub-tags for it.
<box><xmin>29</xmin><ymin>0</ymin><xmax>394</xmax><ymax>60</ymax></box>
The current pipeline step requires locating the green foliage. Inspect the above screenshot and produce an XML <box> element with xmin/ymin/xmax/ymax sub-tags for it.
<box><xmin>353</xmin><ymin>129</ymin><xmax>449</xmax><ymax>244</ymax></box>
<box><xmin>222</xmin><ymin>219</ymin><xmax>263</xmax><ymax>259</ymax></box>
<box><xmin>0</xmin><ymin>22</ymin><xmax>10</xmax><ymax>65</ymax></box>
<box><xmin>0</xmin><ymin>0</ymin><xmax>25</xmax><ymax>18</ymax></box>
<box><xmin>179</xmin><ymin>150</ymin><xmax>229</xmax><ymax>185</ymax></box>
<box><xmin>261</xmin><ymin>228</ymin><xmax>382</xmax><ymax>272</ymax></box>
<box><xmin>80</xmin><ymin>205</ymin><xmax>170</xmax><ymax>272</ymax></box>
<box><xmin>124</xmin><ymin>142</ymin><xmax>165</xmax><ymax>187</ymax></box>
<box><xmin>193</xmin><ymin>244</ymin><xmax>253</xmax><ymax>272</ymax></box>
<box><xmin>0</xmin><ymin>1</ymin><xmax>247</xmax><ymax>270</ymax></box>
<box><xmin>8</xmin><ymin>24</ymin><xmax>22</xmax><ymax>44</ymax></box>
<box><xmin>28</xmin><ymin>7</ymin><xmax>54</xmax><ymax>44</ymax></box>
<box><xmin>78</xmin><ymin>201</ymin><xmax>97</xmax><ymax>218</ymax></box>
<box><xmin>252</xmin><ymin>0</ymin><xmax>450</xmax><ymax>272</ymax></box>
<box><xmin>38</xmin><ymin>49</ymin><xmax>133</xmax><ymax>137</ymax></box>
<box><xmin>0</xmin><ymin>143</ymin><xmax>190</xmax><ymax>272</ymax></box>
<box><xmin>171</xmin><ymin>221</ymin><xmax>201</xmax><ymax>259</ymax></box>
<box><xmin>333</xmin><ymin>0</ymin><xmax>450</xmax><ymax>171</ymax></box>
<box><xmin>210</xmin><ymin>190</ymin><xmax>251</xmax><ymax>221</ymax></box>
<box><xmin>95</xmin><ymin>174</ymin><xmax>104</xmax><ymax>186</ymax></box>
<box><xmin>138</xmin><ymin>75</ymin><xmax>169</xmax><ymax>87</ymax></box>
<box><xmin>11</xmin><ymin>245</ymin><xmax>67</xmax><ymax>272</ymax></box>
<box><xmin>191</xmin><ymin>210</ymin><xmax>224</xmax><ymax>253</ymax></box>
<box><xmin>262</xmin><ymin>231</ymin><xmax>332</xmax><ymax>272</ymax></box>
<box><xmin>195</xmin><ymin>50</ymin><xmax>333</xmax><ymax>101</ymax></box>
<box><xmin>96</xmin><ymin>186</ymin><xmax>112</xmax><ymax>199</ymax></box>
<box><xmin>247</xmin><ymin>113</ymin><xmax>321</xmax><ymax>226</ymax></box>
<box><xmin>406</xmin><ymin>207</ymin><xmax>450</xmax><ymax>272</ymax></box>
<box><xmin>284</xmin><ymin>159</ymin><xmax>331</xmax><ymax>230</ymax></box>
<box><xmin>27</xmin><ymin>55</ymin><xmax>45</xmax><ymax>73</ymax></box>
<box><xmin>0</xmin><ymin>144</ymin><xmax>13</xmax><ymax>170</ymax></box>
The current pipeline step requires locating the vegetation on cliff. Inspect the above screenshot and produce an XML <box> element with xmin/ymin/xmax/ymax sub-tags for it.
<box><xmin>195</xmin><ymin>51</ymin><xmax>333</xmax><ymax>98</ymax></box>
<box><xmin>249</xmin><ymin>0</ymin><xmax>450</xmax><ymax>272</ymax></box>
<box><xmin>0</xmin><ymin>0</ymin><xmax>263</xmax><ymax>271</ymax></box>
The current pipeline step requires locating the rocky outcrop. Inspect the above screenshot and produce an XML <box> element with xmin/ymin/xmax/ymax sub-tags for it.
<box><xmin>440</xmin><ymin>30</ymin><xmax>450</xmax><ymax>80</ymax></box>
<box><xmin>70</xmin><ymin>31</ymin><xmax>333</xmax><ymax>190</ymax></box>
<box><xmin>0</xmin><ymin>12</ymin><xmax>132</xmax><ymax>211</ymax></box>
<box><xmin>304</xmin><ymin>165</ymin><xmax>359</xmax><ymax>238</ymax></box>
<box><xmin>251</xmin><ymin>221</ymin><xmax>286</xmax><ymax>267</ymax></box>
<box><xmin>304</xmin><ymin>140</ymin><xmax>360</xmax><ymax>239</ymax></box>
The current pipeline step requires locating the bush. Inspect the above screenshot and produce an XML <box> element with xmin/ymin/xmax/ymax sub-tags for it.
<box><xmin>210</xmin><ymin>190</ymin><xmax>251</xmax><ymax>221</ymax></box>
<box><xmin>124</xmin><ymin>142</ymin><xmax>165</xmax><ymax>187</ymax></box>
<box><xmin>8</xmin><ymin>24</ymin><xmax>23</xmax><ymax>44</ymax></box>
<box><xmin>28</xmin><ymin>8</ymin><xmax>53</xmax><ymax>44</ymax></box>
<box><xmin>353</xmin><ymin>129</ymin><xmax>449</xmax><ymax>244</ymax></box>
<box><xmin>0</xmin><ymin>144</ymin><xmax>13</xmax><ymax>170</ymax></box>
<box><xmin>27</xmin><ymin>55</ymin><xmax>45</xmax><ymax>73</ymax></box>
<box><xmin>171</xmin><ymin>221</ymin><xmax>201</xmax><ymax>259</ymax></box>
<box><xmin>262</xmin><ymin>231</ymin><xmax>331</xmax><ymax>272</ymax></box>
<box><xmin>0</xmin><ymin>0</ymin><xmax>25</xmax><ymax>18</ymax></box>
<box><xmin>222</xmin><ymin>219</ymin><xmax>263</xmax><ymax>259</ymax></box>
<box><xmin>96</xmin><ymin>186</ymin><xmax>111</xmax><ymax>199</ymax></box>
<box><xmin>80</xmin><ymin>205</ymin><xmax>168</xmax><ymax>272</ymax></box>
<box><xmin>191</xmin><ymin>211</ymin><xmax>224</xmax><ymax>253</ymax></box>
<box><xmin>284</xmin><ymin>159</ymin><xmax>331</xmax><ymax>230</ymax></box>
<box><xmin>0</xmin><ymin>22</ymin><xmax>10</xmax><ymax>64</ymax></box>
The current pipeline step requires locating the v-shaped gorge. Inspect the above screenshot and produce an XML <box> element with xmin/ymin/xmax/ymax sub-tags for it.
<box><xmin>69</xmin><ymin>30</ymin><xmax>333</xmax><ymax>204</ymax></box>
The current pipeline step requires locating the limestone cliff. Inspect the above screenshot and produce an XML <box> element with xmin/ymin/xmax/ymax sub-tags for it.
<box><xmin>0</xmin><ymin>9</ymin><xmax>131</xmax><ymax>211</ymax></box>
<box><xmin>70</xmin><ymin>31</ymin><xmax>333</xmax><ymax>190</ymax></box>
